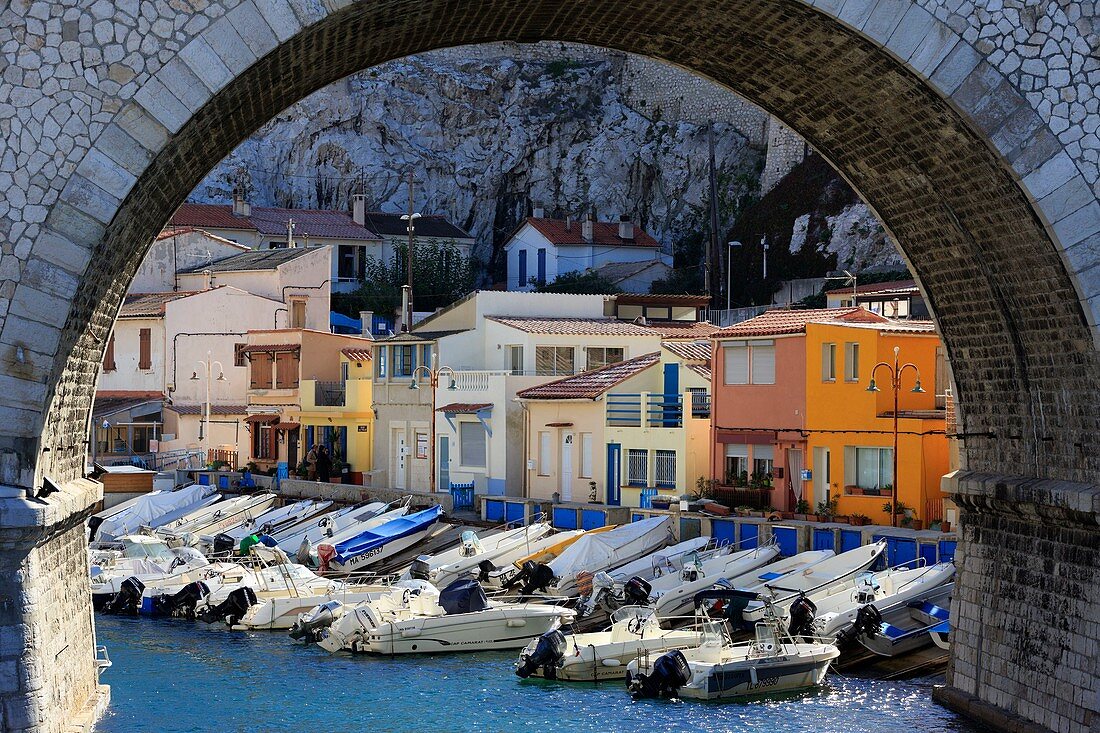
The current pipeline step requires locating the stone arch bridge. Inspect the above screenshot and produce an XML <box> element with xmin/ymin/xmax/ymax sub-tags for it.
<box><xmin>1</xmin><ymin>0</ymin><xmax>1098</xmax><ymax>730</ymax></box>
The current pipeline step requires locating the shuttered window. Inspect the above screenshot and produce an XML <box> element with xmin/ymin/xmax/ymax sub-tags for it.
<box><xmin>844</xmin><ymin>342</ymin><xmax>860</xmax><ymax>382</ymax></box>
<box><xmin>751</xmin><ymin>340</ymin><xmax>775</xmax><ymax>384</ymax></box>
<box><xmin>234</xmin><ymin>343</ymin><xmax>247</xmax><ymax>367</ymax></box>
<box><xmin>535</xmin><ymin>346</ymin><xmax>574</xmax><ymax>376</ymax></box>
<box><xmin>822</xmin><ymin>342</ymin><xmax>837</xmax><ymax>381</ymax></box>
<box><xmin>138</xmin><ymin>328</ymin><xmax>151</xmax><ymax>370</ymax></box>
<box><xmin>250</xmin><ymin>352</ymin><xmax>273</xmax><ymax>388</ymax></box>
<box><xmin>275</xmin><ymin>352</ymin><xmax>299</xmax><ymax>389</ymax></box>
<box><xmin>102</xmin><ymin>334</ymin><xmax>116</xmax><ymax>372</ymax></box>
<box><xmin>459</xmin><ymin>422</ymin><xmax>486</xmax><ymax>468</ymax></box>
<box><xmin>723</xmin><ymin>343</ymin><xmax>749</xmax><ymax>384</ymax></box>
<box><xmin>291</xmin><ymin>300</ymin><xmax>306</xmax><ymax>328</ymax></box>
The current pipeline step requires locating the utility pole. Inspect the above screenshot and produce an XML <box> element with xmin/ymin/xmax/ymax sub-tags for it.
<box><xmin>399</xmin><ymin>171</ymin><xmax>422</xmax><ymax>332</ymax></box>
<box><xmin>707</xmin><ymin>124</ymin><xmax>719</xmax><ymax>300</ymax></box>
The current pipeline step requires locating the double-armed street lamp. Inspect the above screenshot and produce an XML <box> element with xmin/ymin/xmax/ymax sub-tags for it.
<box><xmin>191</xmin><ymin>350</ymin><xmax>226</xmax><ymax>460</ymax></box>
<box><xmin>867</xmin><ymin>345</ymin><xmax>925</xmax><ymax>527</ymax></box>
<box><xmin>409</xmin><ymin>355</ymin><xmax>457</xmax><ymax>494</ymax></box>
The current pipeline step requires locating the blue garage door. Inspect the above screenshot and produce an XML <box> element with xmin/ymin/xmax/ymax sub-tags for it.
<box><xmin>712</xmin><ymin>519</ymin><xmax>736</xmax><ymax>547</ymax></box>
<box><xmin>772</xmin><ymin>526</ymin><xmax>797</xmax><ymax>557</ymax></box>
<box><xmin>840</xmin><ymin>529</ymin><xmax>863</xmax><ymax>553</ymax></box>
<box><xmin>812</xmin><ymin>528</ymin><xmax>835</xmax><ymax>552</ymax></box>
<box><xmin>875</xmin><ymin>534</ymin><xmax>917</xmax><ymax>568</ymax></box>
<box><xmin>739</xmin><ymin>523</ymin><xmax>759</xmax><ymax>549</ymax></box>
<box><xmin>553</xmin><ymin>507</ymin><xmax>578</xmax><ymax>530</ymax></box>
<box><xmin>919</xmin><ymin>542</ymin><xmax>938</xmax><ymax>568</ymax></box>
<box><xmin>581</xmin><ymin>510</ymin><xmax>606</xmax><ymax>530</ymax></box>
<box><xmin>485</xmin><ymin>499</ymin><xmax>504</xmax><ymax>524</ymax></box>
<box><xmin>505</xmin><ymin>502</ymin><xmax>526</xmax><ymax>526</ymax></box>
<box><xmin>939</xmin><ymin>540</ymin><xmax>957</xmax><ymax>563</ymax></box>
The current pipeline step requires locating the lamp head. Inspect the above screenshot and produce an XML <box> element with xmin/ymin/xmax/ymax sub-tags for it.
<box><xmin>911</xmin><ymin>380</ymin><xmax>926</xmax><ymax>394</ymax></box>
<box><xmin>866</xmin><ymin>378</ymin><xmax>880</xmax><ymax>393</ymax></box>
<box><xmin>408</xmin><ymin>380</ymin><xmax>419</xmax><ymax>390</ymax></box>
<box><xmin>447</xmin><ymin>377</ymin><xmax>458</xmax><ymax>391</ymax></box>
<box><xmin>216</xmin><ymin>372</ymin><xmax>226</xmax><ymax>382</ymax></box>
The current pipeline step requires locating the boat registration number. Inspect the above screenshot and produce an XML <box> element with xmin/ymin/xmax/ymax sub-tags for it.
<box><xmin>746</xmin><ymin>676</ymin><xmax>780</xmax><ymax>691</ymax></box>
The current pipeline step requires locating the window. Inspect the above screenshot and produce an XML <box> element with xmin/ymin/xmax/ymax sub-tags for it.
<box><xmin>536</xmin><ymin>248</ymin><xmax>547</xmax><ymax>285</ymax></box>
<box><xmin>724</xmin><ymin>444</ymin><xmax>748</xmax><ymax>484</ymax></box>
<box><xmin>290</xmin><ymin>299</ymin><xmax>306</xmax><ymax>329</ymax></box>
<box><xmin>234</xmin><ymin>343</ymin><xmax>247</xmax><ymax>367</ymax></box>
<box><xmin>723</xmin><ymin>339</ymin><xmax>775</xmax><ymax>385</ymax></box>
<box><xmin>751</xmin><ymin>340</ymin><xmax>775</xmax><ymax>384</ymax></box>
<box><xmin>375</xmin><ymin>345</ymin><xmax>387</xmax><ymax>378</ymax></box>
<box><xmin>844</xmin><ymin>446</ymin><xmax>893</xmax><ymax>490</ymax></box>
<box><xmin>420</xmin><ymin>344</ymin><xmax>433</xmax><ymax>368</ymax></box>
<box><xmin>253</xmin><ymin>422</ymin><xmax>275</xmax><ymax>459</ymax></box>
<box><xmin>688</xmin><ymin>387</ymin><xmax>709</xmax><ymax>418</ymax></box>
<box><xmin>518</xmin><ymin>250</ymin><xmax>527</xmax><ymax>287</ymax></box>
<box><xmin>509</xmin><ymin>346</ymin><xmax>524</xmax><ymax>376</ymax></box>
<box><xmin>627</xmin><ymin>449</ymin><xmax>648</xmax><ymax>486</ymax></box>
<box><xmin>844</xmin><ymin>342</ymin><xmax>860</xmax><ymax>382</ymax></box>
<box><xmin>459</xmin><ymin>422</ymin><xmax>486</xmax><ymax>468</ymax></box>
<box><xmin>535</xmin><ymin>346</ymin><xmax>574</xmax><ymax>376</ymax></box>
<box><xmin>580</xmin><ymin>433</ymin><xmax>593</xmax><ymax>478</ymax></box>
<box><xmin>102</xmin><ymin>334</ymin><xmax>116</xmax><ymax>372</ymax></box>
<box><xmin>132</xmin><ymin>425</ymin><xmax>157</xmax><ymax>454</ymax></box>
<box><xmin>538</xmin><ymin>432</ymin><xmax>551</xmax><ymax>475</ymax></box>
<box><xmin>275</xmin><ymin>351</ymin><xmax>299</xmax><ymax>389</ymax></box>
<box><xmin>655</xmin><ymin>450</ymin><xmax>676</xmax><ymax>488</ymax></box>
<box><xmin>138</xmin><ymin>328</ymin><xmax>151</xmax><ymax>370</ymax></box>
<box><xmin>586</xmin><ymin>347</ymin><xmax>624</xmax><ymax>371</ymax></box>
<box><xmin>341</xmin><ymin>361</ymin><xmax>349</xmax><ymax>384</ymax></box>
<box><xmin>821</xmin><ymin>342</ymin><xmax>836</xmax><ymax>381</ymax></box>
<box><xmin>393</xmin><ymin>345</ymin><xmax>415</xmax><ymax>377</ymax></box>
<box><xmin>250</xmin><ymin>352</ymin><xmax>273</xmax><ymax>389</ymax></box>
<box><xmin>752</xmin><ymin>444</ymin><xmax>774</xmax><ymax>481</ymax></box>
<box><xmin>337</xmin><ymin>245</ymin><xmax>357</xmax><ymax>279</ymax></box>
<box><xmin>723</xmin><ymin>343</ymin><xmax>749</xmax><ymax>384</ymax></box>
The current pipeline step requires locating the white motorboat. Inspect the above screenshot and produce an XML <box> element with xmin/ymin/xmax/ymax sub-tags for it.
<box><xmin>606</xmin><ymin>537</ymin><xmax>714</xmax><ymax>583</ymax></box>
<box><xmin>235</xmin><ymin>575</ymin><xmax>400</xmax><ymax>631</ymax></box>
<box><xmin>930</xmin><ymin>620</ymin><xmax>950</xmax><ymax>651</ymax></box>
<box><xmin>157</xmin><ymin>494</ymin><xmax>278</xmax><ymax>547</ymax></box>
<box><xmin>740</xmin><ymin>541</ymin><xmax>887</xmax><ymax>623</ymax></box>
<box><xmin>270</xmin><ymin>501</ymin><xmax>387</xmax><ymax>550</ymax></box>
<box><xmin>318</xmin><ymin>578</ymin><xmax>574</xmax><ymax>654</ymax></box>
<box><xmin>850</xmin><ymin>582</ymin><xmax>954</xmax><ymax>657</ymax></box>
<box><xmin>651</xmin><ymin>544</ymin><xmax>784</xmax><ymax>620</ymax></box>
<box><xmin>542</xmin><ymin>516</ymin><xmax>673</xmax><ymax>597</ymax></box>
<box><xmin>412</xmin><ymin>523</ymin><xmax>556</xmax><ymax>589</ymax></box>
<box><xmin>626</xmin><ymin>592</ymin><xmax>839</xmax><ymax>700</ymax></box>
<box><xmin>319</xmin><ymin>505</ymin><xmax>443</xmax><ymax>575</ymax></box>
<box><xmin>515</xmin><ymin>606</ymin><xmax>703</xmax><ymax>681</ymax></box>
<box><xmin>484</xmin><ymin>529</ymin><xmax>586</xmax><ymax>588</ymax></box>
<box><xmin>809</xmin><ymin>562</ymin><xmax>956</xmax><ymax>640</ymax></box>
<box><xmin>92</xmin><ymin>485</ymin><xmax>217</xmax><ymax>542</ymax></box>
<box><xmin>217</xmin><ymin>499</ymin><xmax>334</xmax><ymax>546</ymax></box>
<box><xmin>90</xmin><ymin>534</ymin><xmax>212</xmax><ymax>610</ymax></box>
<box><xmin>298</xmin><ymin>502</ymin><xmax>411</xmax><ymax>566</ymax></box>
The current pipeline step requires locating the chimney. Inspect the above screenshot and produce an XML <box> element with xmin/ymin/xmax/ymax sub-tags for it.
<box><xmin>565</xmin><ymin>215</ymin><xmax>572</xmax><ymax>231</ymax></box>
<box><xmin>618</xmin><ymin>215</ymin><xmax>634</xmax><ymax>241</ymax></box>
<box><xmin>582</xmin><ymin>211</ymin><xmax>595</xmax><ymax>243</ymax></box>
<box><xmin>232</xmin><ymin>190</ymin><xmax>250</xmax><ymax>217</ymax></box>
<box><xmin>360</xmin><ymin>310</ymin><xmax>374</xmax><ymax>337</ymax></box>
<box><xmin>201</xmin><ymin>269</ymin><xmax>213</xmax><ymax>291</ymax></box>
<box><xmin>352</xmin><ymin>194</ymin><xmax>366</xmax><ymax>226</ymax></box>
<box><xmin>532</xmin><ymin>203</ymin><xmax>544</xmax><ymax>219</ymax></box>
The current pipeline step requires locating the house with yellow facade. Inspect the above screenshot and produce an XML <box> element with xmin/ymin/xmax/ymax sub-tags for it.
<box><xmin>803</xmin><ymin>319</ymin><xmax>950</xmax><ymax>526</ymax></box>
<box><xmin>517</xmin><ymin>340</ymin><xmax>711</xmax><ymax>508</ymax></box>
<box><xmin>297</xmin><ymin>346</ymin><xmax>375</xmax><ymax>484</ymax></box>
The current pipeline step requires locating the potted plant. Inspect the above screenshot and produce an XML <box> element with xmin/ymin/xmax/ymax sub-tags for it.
<box><xmin>849</xmin><ymin>513</ymin><xmax>871</xmax><ymax>527</ymax></box>
<box><xmin>815</xmin><ymin>496</ymin><xmax>840</xmax><ymax>522</ymax></box>
<box><xmin>794</xmin><ymin>498</ymin><xmax>811</xmax><ymax>521</ymax></box>
<box><xmin>940</xmin><ymin>520</ymin><xmax>952</xmax><ymax>533</ymax></box>
<box><xmin>846</xmin><ymin>485</ymin><xmax>863</xmax><ymax>496</ymax></box>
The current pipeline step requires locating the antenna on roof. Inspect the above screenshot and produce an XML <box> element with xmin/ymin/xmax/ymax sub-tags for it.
<box><xmin>286</xmin><ymin>218</ymin><xmax>296</xmax><ymax>249</ymax></box>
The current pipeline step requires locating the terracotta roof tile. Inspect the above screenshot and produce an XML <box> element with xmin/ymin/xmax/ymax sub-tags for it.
<box><xmin>167</xmin><ymin>404</ymin><xmax>248</xmax><ymax>415</ymax></box>
<box><xmin>340</xmin><ymin>347</ymin><xmax>374</xmax><ymax>362</ymax></box>
<box><xmin>487</xmin><ymin>317</ymin><xmax>657</xmax><ymax>336</ymax></box>
<box><xmin>517</xmin><ymin>352</ymin><xmax>660</xmax><ymax>400</ymax></box>
<box><xmin>436</xmin><ymin>402</ymin><xmax>492</xmax><ymax>413</ymax></box>
<box><xmin>712</xmin><ymin>308</ymin><xmax>886</xmax><ymax>338</ymax></box>
<box><xmin>242</xmin><ymin>343</ymin><xmax>301</xmax><ymax>353</ymax></box>
<box><xmin>662</xmin><ymin>339</ymin><xmax>712</xmax><ymax>362</ymax></box>
<box><xmin>119</xmin><ymin>291</ymin><xmax>202</xmax><ymax>318</ymax></box>
<box><xmin>525</xmin><ymin>217</ymin><xmax>660</xmax><ymax>248</ymax></box>
<box><xmin>170</xmin><ymin>202</ymin><xmax>382</xmax><ymax>241</ymax></box>
<box><xmin>825</xmin><ymin>279</ymin><xmax>917</xmax><ymax>296</ymax></box>
<box><xmin>614</xmin><ymin>293</ymin><xmax>711</xmax><ymax>306</ymax></box>
<box><xmin>686</xmin><ymin>364</ymin><xmax>713</xmax><ymax>380</ymax></box>
<box><xmin>155</xmin><ymin>227</ymin><xmax>250</xmax><ymax>250</ymax></box>
<box><xmin>645</xmin><ymin>321</ymin><xmax>719</xmax><ymax>338</ymax></box>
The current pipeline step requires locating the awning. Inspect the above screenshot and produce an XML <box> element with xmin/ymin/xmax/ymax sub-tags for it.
<box><xmin>244</xmin><ymin>414</ymin><xmax>280</xmax><ymax>424</ymax></box>
<box><xmin>546</xmin><ymin>422</ymin><xmax>574</xmax><ymax>427</ymax></box>
<box><xmin>242</xmin><ymin>344</ymin><xmax>300</xmax><ymax>354</ymax></box>
<box><xmin>273</xmin><ymin>422</ymin><xmax>300</xmax><ymax>430</ymax></box>
<box><xmin>436</xmin><ymin>402</ymin><xmax>492</xmax><ymax>414</ymax></box>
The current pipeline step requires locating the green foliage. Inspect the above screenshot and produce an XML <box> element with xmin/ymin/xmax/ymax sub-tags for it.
<box><xmin>534</xmin><ymin>270</ymin><xmax>622</xmax><ymax>294</ymax></box>
<box><xmin>693</xmin><ymin>476</ymin><xmax>718</xmax><ymax>501</ymax></box>
<box><xmin>815</xmin><ymin>495</ymin><xmax>840</xmax><ymax>517</ymax></box>
<box><xmin>545</xmin><ymin>59</ymin><xmax>582</xmax><ymax>78</ymax></box>
<box><xmin>795</xmin><ymin>499</ymin><xmax>811</xmax><ymax>514</ymax></box>
<box><xmin>882</xmin><ymin>499</ymin><xmax>911</xmax><ymax>516</ymax></box>
<box><xmin>331</xmin><ymin>240</ymin><xmax>477</xmax><ymax>318</ymax></box>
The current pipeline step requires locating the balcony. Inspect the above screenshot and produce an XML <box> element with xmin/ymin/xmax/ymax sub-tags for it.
<box><xmin>606</xmin><ymin>392</ymin><xmax>689</xmax><ymax>428</ymax></box>
<box><xmin>314</xmin><ymin>381</ymin><xmax>346</xmax><ymax>407</ymax></box>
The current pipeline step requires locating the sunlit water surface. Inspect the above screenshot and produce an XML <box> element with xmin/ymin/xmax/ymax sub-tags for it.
<box><xmin>96</xmin><ymin>615</ymin><xmax>983</xmax><ymax>733</ymax></box>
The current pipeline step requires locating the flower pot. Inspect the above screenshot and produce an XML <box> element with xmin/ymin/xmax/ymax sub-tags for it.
<box><xmin>940</xmin><ymin>521</ymin><xmax>951</xmax><ymax>533</ymax></box>
<box><xmin>910</xmin><ymin>519</ymin><xmax>924</xmax><ymax>531</ymax></box>
<box><xmin>848</xmin><ymin>487</ymin><xmax>863</xmax><ymax>496</ymax></box>
<box><xmin>849</xmin><ymin>517</ymin><xmax>870</xmax><ymax>526</ymax></box>
<box><xmin>780</xmin><ymin>512</ymin><xmax>795</xmax><ymax>520</ymax></box>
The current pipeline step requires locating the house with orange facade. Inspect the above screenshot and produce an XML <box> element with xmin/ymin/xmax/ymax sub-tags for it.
<box><xmin>710</xmin><ymin>308</ymin><xmax>951</xmax><ymax>524</ymax></box>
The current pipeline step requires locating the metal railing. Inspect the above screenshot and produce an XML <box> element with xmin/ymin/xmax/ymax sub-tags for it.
<box><xmin>315</xmin><ymin>381</ymin><xmax>346</xmax><ymax>407</ymax></box>
<box><xmin>606</xmin><ymin>393</ymin><xmax>685</xmax><ymax>428</ymax></box>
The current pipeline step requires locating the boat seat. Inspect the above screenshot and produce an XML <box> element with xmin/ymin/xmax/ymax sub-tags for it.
<box><xmin>916</xmin><ymin>602</ymin><xmax>950</xmax><ymax>621</ymax></box>
<box><xmin>879</xmin><ymin>623</ymin><xmax>907</xmax><ymax>639</ymax></box>
<box><xmin>757</xmin><ymin>571</ymin><xmax>784</xmax><ymax>581</ymax></box>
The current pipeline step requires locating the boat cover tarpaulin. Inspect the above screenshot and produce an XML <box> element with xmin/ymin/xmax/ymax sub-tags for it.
<box><xmin>548</xmin><ymin>516</ymin><xmax>671</xmax><ymax>580</ymax></box>
<box><xmin>95</xmin><ymin>485</ymin><xmax>217</xmax><ymax>541</ymax></box>
<box><xmin>439</xmin><ymin>578</ymin><xmax>490</xmax><ymax>615</ymax></box>
<box><xmin>330</xmin><ymin>505</ymin><xmax>443</xmax><ymax>565</ymax></box>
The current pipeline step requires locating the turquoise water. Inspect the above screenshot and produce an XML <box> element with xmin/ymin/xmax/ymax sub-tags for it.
<box><xmin>96</xmin><ymin>616</ymin><xmax>982</xmax><ymax>733</ymax></box>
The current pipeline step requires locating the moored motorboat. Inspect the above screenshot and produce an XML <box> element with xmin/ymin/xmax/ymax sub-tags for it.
<box><xmin>158</xmin><ymin>494</ymin><xmax>278</xmax><ymax>547</ymax></box>
<box><xmin>318</xmin><ymin>505</ymin><xmax>444</xmax><ymax>574</ymax></box>
<box><xmin>270</xmin><ymin>501</ymin><xmax>387</xmax><ymax>552</ymax></box>
<box><xmin>415</xmin><ymin>522</ymin><xmax>555</xmax><ymax>589</ymax></box>
<box><xmin>849</xmin><ymin>582</ymin><xmax>953</xmax><ymax>657</ymax></box>
<box><xmin>485</xmin><ymin>529</ymin><xmax>588</xmax><ymax>588</ymax></box>
<box><xmin>92</xmin><ymin>485</ymin><xmax>218</xmax><ymax>542</ymax></box>
<box><xmin>542</xmin><ymin>516</ymin><xmax>673</xmax><ymax>597</ymax></box>
<box><xmin>90</xmin><ymin>534</ymin><xmax>212</xmax><ymax>610</ymax></box>
<box><xmin>515</xmin><ymin>606</ymin><xmax>702</xmax><ymax>681</ymax></box>
<box><xmin>626</xmin><ymin>590</ymin><xmax>839</xmax><ymax>700</ymax></box>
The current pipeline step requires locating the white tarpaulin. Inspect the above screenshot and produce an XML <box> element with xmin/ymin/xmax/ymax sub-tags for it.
<box><xmin>95</xmin><ymin>485</ymin><xmax>217</xmax><ymax>542</ymax></box>
<box><xmin>548</xmin><ymin>516</ymin><xmax>671</xmax><ymax>586</ymax></box>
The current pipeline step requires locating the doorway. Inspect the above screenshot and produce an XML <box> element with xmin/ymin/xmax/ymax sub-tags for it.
<box><xmin>560</xmin><ymin>433</ymin><xmax>574</xmax><ymax>501</ymax></box>
<box><xmin>393</xmin><ymin>429</ymin><xmax>407</xmax><ymax>490</ymax></box>
<box><xmin>812</xmin><ymin>446</ymin><xmax>830</xmax><ymax>504</ymax></box>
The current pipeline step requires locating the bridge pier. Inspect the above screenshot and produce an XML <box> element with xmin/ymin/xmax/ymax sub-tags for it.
<box><xmin>942</xmin><ymin>471</ymin><xmax>1100</xmax><ymax>733</ymax></box>
<box><xmin>0</xmin><ymin>480</ymin><xmax>108</xmax><ymax>733</ymax></box>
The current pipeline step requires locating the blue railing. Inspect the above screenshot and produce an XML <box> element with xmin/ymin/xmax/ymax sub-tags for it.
<box><xmin>606</xmin><ymin>393</ymin><xmax>686</xmax><ymax>428</ymax></box>
<box><xmin>450</xmin><ymin>482</ymin><xmax>475</xmax><ymax>511</ymax></box>
<box><xmin>639</xmin><ymin>488</ymin><xmax>658</xmax><ymax>509</ymax></box>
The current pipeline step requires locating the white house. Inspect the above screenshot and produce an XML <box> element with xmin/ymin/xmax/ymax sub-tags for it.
<box><xmin>502</xmin><ymin>213</ymin><xmax>671</xmax><ymax>291</ymax></box>
<box><xmin>130</xmin><ymin>228</ymin><xmax>250</xmax><ymax>293</ymax></box>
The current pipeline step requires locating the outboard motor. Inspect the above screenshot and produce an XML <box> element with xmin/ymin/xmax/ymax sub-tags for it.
<box><xmin>515</xmin><ymin>629</ymin><xmax>568</xmax><ymax>679</ymax></box>
<box><xmin>212</xmin><ymin>533</ymin><xmax>236</xmax><ymax>556</ymax></box>
<box><xmin>476</xmin><ymin>559</ymin><xmax>497</xmax><ymax>583</ymax></box>
<box><xmin>626</xmin><ymin>649</ymin><xmax>692</xmax><ymax>699</ymax></box>
<box><xmin>199</xmin><ymin>587</ymin><xmax>258</xmax><ymax>627</ymax></box>
<box><xmin>289</xmin><ymin>600</ymin><xmax>342</xmax><ymax>641</ymax></box>
<box><xmin>787</xmin><ymin>593</ymin><xmax>818</xmax><ymax>639</ymax></box>
<box><xmin>836</xmin><ymin>603</ymin><xmax>883</xmax><ymax>646</ymax></box>
<box><xmin>409</xmin><ymin>556</ymin><xmax>432</xmax><ymax>581</ymax></box>
<box><xmin>518</xmin><ymin>562</ymin><xmax>556</xmax><ymax>597</ymax></box>
<box><xmin>623</xmin><ymin>576</ymin><xmax>653</xmax><ymax>606</ymax></box>
<box><xmin>103</xmin><ymin>577</ymin><xmax>146</xmax><ymax>615</ymax></box>
<box><xmin>152</xmin><ymin>581</ymin><xmax>210</xmax><ymax>619</ymax></box>
<box><xmin>296</xmin><ymin>538</ymin><xmax>313</xmax><ymax>567</ymax></box>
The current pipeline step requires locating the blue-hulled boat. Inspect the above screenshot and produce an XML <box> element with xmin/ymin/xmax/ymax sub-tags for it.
<box><xmin>318</xmin><ymin>505</ymin><xmax>444</xmax><ymax>574</ymax></box>
<box><xmin>854</xmin><ymin>582</ymin><xmax>953</xmax><ymax>657</ymax></box>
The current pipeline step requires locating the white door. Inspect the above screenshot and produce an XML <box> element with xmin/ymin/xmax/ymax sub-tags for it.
<box><xmin>393</xmin><ymin>430</ymin><xmax>407</xmax><ymax>490</ymax></box>
<box><xmin>560</xmin><ymin>433</ymin><xmax>574</xmax><ymax>501</ymax></box>
<box><xmin>812</xmin><ymin>447</ymin><xmax>829</xmax><ymax>502</ymax></box>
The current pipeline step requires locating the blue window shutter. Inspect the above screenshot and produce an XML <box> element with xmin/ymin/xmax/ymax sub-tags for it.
<box><xmin>518</xmin><ymin>250</ymin><xmax>527</xmax><ymax>287</ymax></box>
<box><xmin>537</xmin><ymin>249</ymin><xmax>546</xmax><ymax>285</ymax></box>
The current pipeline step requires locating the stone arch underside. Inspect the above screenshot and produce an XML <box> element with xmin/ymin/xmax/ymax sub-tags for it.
<box><xmin>3</xmin><ymin>1</ymin><xmax>1099</xmax><ymax>732</ymax></box>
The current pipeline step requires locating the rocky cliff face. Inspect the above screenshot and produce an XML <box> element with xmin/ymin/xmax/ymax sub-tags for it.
<box><xmin>191</xmin><ymin>41</ymin><xmax>901</xmax><ymax>283</ymax></box>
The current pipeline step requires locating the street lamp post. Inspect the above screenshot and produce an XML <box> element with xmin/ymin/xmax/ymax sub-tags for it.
<box><xmin>409</xmin><ymin>354</ymin><xmax>457</xmax><ymax>494</ymax></box>
<box><xmin>867</xmin><ymin>345</ymin><xmax>925</xmax><ymax>527</ymax></box>
<box><xmin>190</xmin><ymin>350</ymin><xmax>226</xmax><ymax>464</ymax></box>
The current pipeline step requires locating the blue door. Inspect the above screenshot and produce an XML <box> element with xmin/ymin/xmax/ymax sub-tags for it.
<box><xmin>773</xmin><ymin>526</ymin><xmax>797</xmax><ymax>557</ymax></box>
<box><xmin>438</xmin><ymin>436</ymin><xmax>449</xmax><ymax>490</ymax></box>
<box><xmin>662</xmin><ymin>363</ymin><xmax>679</xmax><ymax>426</ymax></box>
<box><xmin>812</xmin><ymin>528</ymin><xmax>835</xmax><ymax>551</ymax></box>
<box><xmin>536</xmin><ymin>248</ymin><xmax>546</xmax><ymax>285</ymax></box>
<box><xmin>606</xmin><ymin>443</ymin><xmax>621</xmax><ymax>506</ymax></box>
<box><xmin>712</xmin><ymin>519</ymin><xmax>736</xmax><ymax>547</ymax></box>
<box><xmin>840</xmin><ymin>529</ymin><xmax>863</xmax><ymax>553</ymax></box>
<box><xmin>739</xmin><ymin>522</ymin><xmax>759</xmax><ymax>549</ymax></box>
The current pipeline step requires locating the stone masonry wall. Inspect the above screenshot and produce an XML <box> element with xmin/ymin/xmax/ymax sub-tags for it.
<box><xmin>760</xmin><ymin>117</ymin><xmax>809</xmax><ymax>194</ymax></box>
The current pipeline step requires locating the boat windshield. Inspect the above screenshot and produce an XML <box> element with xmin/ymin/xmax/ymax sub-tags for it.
<box><xmin>754</xmin><ymin>622</ymin><xmax>779</xmax><ymax>654</ymax></box>
<box><xmin>120</xmin><ymin>538</ymin><xmax>175</xmax><ymax>562</ymax></box>
<box><xmin>610</xmin><ymin>606</ymin><xmax>656</xmax><ymax>625</ymax></box>
<box><xmin>701</xmin><ymin>621</ymin><xmax>727</xmax><ymax>649</ymax></box>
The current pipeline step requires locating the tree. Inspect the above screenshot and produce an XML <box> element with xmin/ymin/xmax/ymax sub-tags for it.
<box><xmin>331</xmin><ymin>240</ymin><xmax>478</xmax><ymax>318</ymax></box>
<box><xmin>534</xmin><ymin>270</ymin><xmax>622</xmax><ymax>294</ymax></box>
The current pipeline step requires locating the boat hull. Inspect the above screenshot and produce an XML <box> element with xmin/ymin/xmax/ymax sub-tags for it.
<box><xmin>354</xmin><ymin>606</ymin><xmax>572</xmax><ymax>654</ymax></box>
<box><xmin>682</xmin><ymin>653</ymin><xmax>835</xmax><ymax>699</ymax></box>
<box><xmin>526</xmin><ymin>633</ymin><xmax>702</xmax><ymax>682</ymax></box>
